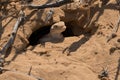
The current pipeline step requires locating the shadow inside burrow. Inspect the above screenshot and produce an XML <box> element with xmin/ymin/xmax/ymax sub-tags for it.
<box><xmin>62</xmin><ymin>1</ymin><xmax>120</xmax><ymax>55</ymax></box>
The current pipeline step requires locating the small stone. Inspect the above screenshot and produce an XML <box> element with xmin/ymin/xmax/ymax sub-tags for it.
<box><xmin>27</xmin><ymin>46</ymin><xmax>34</xmax><ymax>50</ymax></box>
<box><xmin>109</xmin><ymin>47</ymin><xmax>116</xmax><ymax>54</ymax></box>
<box><xmin>112</xmin><ymin>33</ymin><xmax>117</xmax><ymax>38</ymax></box>
<box><xmin>94</xmin><ymin>52</ymin><xmax>98</xmax><ymax>55</ymax></box>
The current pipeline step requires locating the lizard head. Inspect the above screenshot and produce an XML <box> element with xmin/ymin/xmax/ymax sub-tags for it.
<box><xmin>50</xmin><ymin>21</ymin><xmax>66</xmax><ymax>34</ymax></box>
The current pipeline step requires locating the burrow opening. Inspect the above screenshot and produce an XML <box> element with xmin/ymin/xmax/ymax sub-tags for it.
<box><xmin>28</xmin><ymin>23</ymin><xmax>76</xmax><ymax>46</ymax></box>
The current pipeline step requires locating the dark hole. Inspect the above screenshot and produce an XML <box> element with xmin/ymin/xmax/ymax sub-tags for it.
<box><xmin>28</xmin><ymin>23</ymin><xmax>75</xmax><ymax>46</ymax></box>
<box><xmin>62</xmin><ymin>27</ymin><xmax>74</xmax><ymax>37</ymax></box>
<box><xmin>62</xmin><ymin>22</ymin><xmax>74</xmax><ymax>37</ymax></box>
<box><xmin>28</xmin><ymin>26</ymin><xmax>51</xmax><ymax>46</ymax></box>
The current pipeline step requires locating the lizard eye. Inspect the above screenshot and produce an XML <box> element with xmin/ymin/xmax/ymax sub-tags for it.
<box><xmin>54</xmin><ymin>25</ymin><xmax>58</xmax><ymax>29</ymax></box>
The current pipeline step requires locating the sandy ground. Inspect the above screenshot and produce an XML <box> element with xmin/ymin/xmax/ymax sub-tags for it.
<box><xmin>0</xmin><ymin>0</ymin><xmax>120</xmax><ymax>80</ymax></box>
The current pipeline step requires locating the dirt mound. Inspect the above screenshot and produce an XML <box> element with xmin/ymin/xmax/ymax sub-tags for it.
<box><xmin>0</xmin><ymin>0</ymin><xmax>120</xmax><ymax>80</ymax></box>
